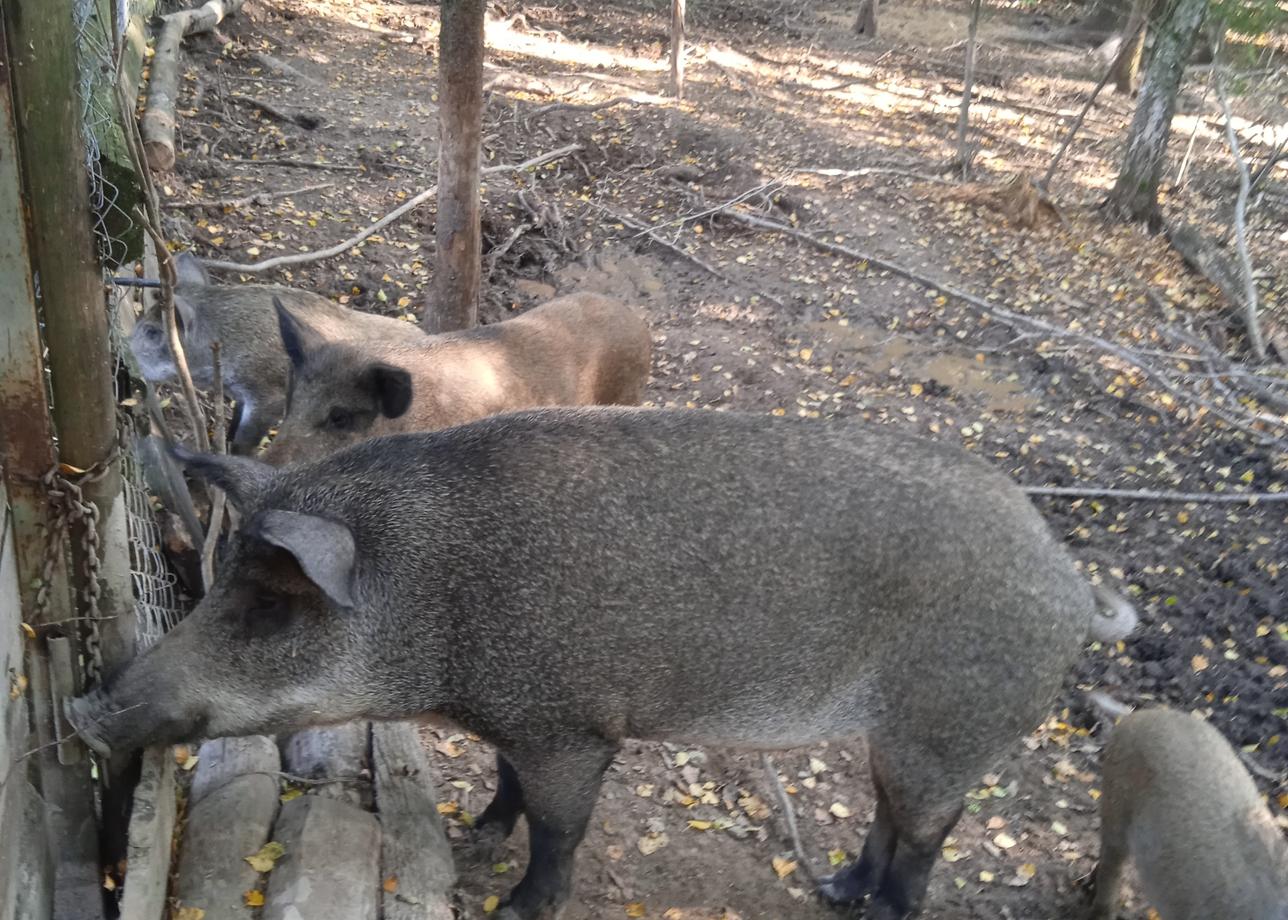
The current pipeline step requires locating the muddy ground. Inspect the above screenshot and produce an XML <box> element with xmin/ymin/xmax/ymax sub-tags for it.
<box><xmin>159</xmin><ymin>0</ymin><xmax>1287</xmax><ymax>917</ymax></box>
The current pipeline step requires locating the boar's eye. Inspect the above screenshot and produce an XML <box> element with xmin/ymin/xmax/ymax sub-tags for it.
<box><xmin>241</xmin><ymin>590</ymin><xmax>294</xmax><ymax>638</ymax></box>
<box><xmin>324</xmin><ymin>407</ymin><xmax>355</xmax><ymax>431</ymax></box>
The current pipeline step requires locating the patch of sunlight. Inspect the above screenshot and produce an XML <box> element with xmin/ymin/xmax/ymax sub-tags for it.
<box><xmin>484</xmin><ymin>15</ymin><xmax>666</xmax><ymax>73</ymax></box>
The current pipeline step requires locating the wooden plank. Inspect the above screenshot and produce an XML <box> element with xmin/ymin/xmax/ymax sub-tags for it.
<box><xmin>280</xmin><ymin>724</ymin><xmax>372</xmax><ymax>808</ymax></box>
<box><xmin>262</xmin><ymin>797</ymin><xmax>381</xmax><ymax>920</ymax></box>
<box><xmin>174</xmin><ymin>737</ymin><xmax>281</xmax><ymax>920</ymax></box>
<box><xmin>372</xmin><ymin>722</ymin><xmax>456</xmax><ymax>920</ymax></box>
<box><xmin>118</xmin><ymin>746</ymin><xmax>176</xmax><ymax>920</ymax></box>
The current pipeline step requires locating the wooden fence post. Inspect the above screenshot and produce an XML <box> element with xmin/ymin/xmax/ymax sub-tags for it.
<box><xmin>5</xmin><ymin>0</ymin><xmax>137</xmax><ymax>673</ymax></box>
<box><xmin>0</xmin><ymin>8</ymin><xmax>106</xmax><ymax>917</ymax></box>
<box><xmin>431</xmin><ymin>0</ymin><xmax>485</xmax><ymax>332</ymax></box>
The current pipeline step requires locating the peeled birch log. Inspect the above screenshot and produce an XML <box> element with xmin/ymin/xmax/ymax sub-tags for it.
<box><xmin>140</xmin><ymin>0</ymin><xmax>247</xmax><ymax>172</ymax></box>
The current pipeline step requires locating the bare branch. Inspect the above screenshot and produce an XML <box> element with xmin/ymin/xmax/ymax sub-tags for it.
<box><xmin>203</xmin><ymin>145</ymin><xmax>582</xmax><ymax>274</ymax></box>
<box><xmin>171</xmin><ymin>181</ymin><xmax>334</xmax><ymax>211</ymax></box>
<box><xmin>1024</xmin><ymin>485</ymin><xmax>1288</xmax><ymax>503</ymax></box>
<box><xmin>1212</xmin><ymin>60</ymin><xmax>1267</xmax><ymax>362</ymax></box>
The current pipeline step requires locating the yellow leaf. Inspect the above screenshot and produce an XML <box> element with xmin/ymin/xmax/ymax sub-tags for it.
<box><xmin>687</xmin><ymin>820</ymin><xmax>713</xmax><ymax>831</ymax></box>
<box><xmin>483</xmin><ymin>895</ymin><xmax>500</xmax><ymax>914</ymax></box>
<box><xmin>994</xmin><ymin>833</ymin><xmax>1017</xmax><ymax>849</ymax></box>
<box><xmin>829</xmin><ymin>802</ymin><xmax>852</xmax><ymax>819</ymax></box>
<box><xmin>174</xmin><ymin>909</ymin><xmax>206</xmax><ymax>920</ymax></box>
<box><xmin>771</xmin><ymin>407</ymin><xmax>786</xmax><ymax>417</ymax></box>
<box><xmin>1191</xmin><ymin>655</ymin><xmax>1209</xmax><ymax>672</ymax></box>
<box><xmin>625</xmin><ymin>903</ymin><xmax>646</xmax><ymax>918</ymax></box>
<box><xmin>827</xmin><ymin>849</ymin><xmax>847</xmax><ymax>866</ymax></box>
<box><xmin>244</xmin><ymin>841</ymin><xmax>285</xmax><ymax>873</ymax></box>
<box><xmin>280</xmin><ymin>788</ymin><xmax>303</xmax><ymax>803</ymax></box>
<box><xmin>909</xmin><ymin>383</ymin><xmax>923</xmax><ymax>396</ymax></box>
<box><xmin>243</xmin><ymin>890</ymin><xmax>265</xmax><ymax>907</ymax></box>
<box><xmin>1018</xmin><ymin>863</ymin><xmax>1037</xmax><ymax>879</ymax></box>
<box><xmin>772</xmin><ymin>856</ymin><xmax>797</xmax><ymax>879</ymax></box>
<box><xmin>383</xmin><ymin>876</ymin><xmax>398</xmax><ymax>893</ymax></box>
<box><xmin>979</xmin><ymin>870</ymin><xmax>995</xmax><ymax>883</ymax></box>
<box><xmin>799</xmin><ymin>348</ymin><xmax>813</xmax><ymax>362</ymax></box>
<box><xmin>436</xmin><ymin>801</ymin><xmax>459</xmax><ymax>816</ymax></box>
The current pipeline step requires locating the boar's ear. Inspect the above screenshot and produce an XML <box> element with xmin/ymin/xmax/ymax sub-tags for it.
<box><xmin>251</xmin><ymin>510</ymin><xmax>356</xmax><ymax>609</ymax></box>
<box><xmin>174</xmin><ymin>252</ymin><xmax>210</xmax><ymax>287</ymax></box>
<box><xmin>173</xmin><ymin>293</ymin><xmax>198</xmax><ymax>333</ymax></box>
<box><xmin>275</xmin><ymin>297</ymin><xmax>324</xmax><ymax>369</ymax></box>
<box><xmin>172</xmin><ymin>446</ymin><xmax>276</xmax><ymax>512</ymax></box>
<box><xmin>366</xmin><ymin>363</ymin><xmax>412</xmax><ymax>419</ymax></box>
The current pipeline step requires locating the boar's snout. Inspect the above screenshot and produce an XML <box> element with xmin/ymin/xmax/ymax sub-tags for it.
<box><xmin>66</xmin><ymin>690</ymin><xmax>117</xmax><ymax>759</ymax></box>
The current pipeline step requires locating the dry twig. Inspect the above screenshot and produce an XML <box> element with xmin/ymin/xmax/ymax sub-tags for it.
<box><xmin>205</xmin><ymin>145</ymin><xmax>581</xmax><ymax>274</ymax></box>
<box><xmin>1024</xmin><ymin>485</ymin><xmax>1288</xmax><ymax>503</ymax></box>
<box><xmin>172</xmin><ymin>181</ymin><xmax>334</xmax><ymax>211</ymax></box>
<box><xmin>762</xmin><ymin>755</ymin><xmax>821</xmax><ymax>886</ymax></box>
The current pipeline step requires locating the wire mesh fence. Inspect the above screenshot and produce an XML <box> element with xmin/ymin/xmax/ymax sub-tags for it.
<box><xmin>74</xmin><ymin>0</ymin><xmax>187</xmax><ymax>649</ymax></box>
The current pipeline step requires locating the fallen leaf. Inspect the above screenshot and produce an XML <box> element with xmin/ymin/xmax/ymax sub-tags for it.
<box><xmin>625</xmin><ymin>903</ymin><xmax>646</xmax><ymax>918</ymax></box>
<box><xmin>772</xmin><ymin>856</ymin><xmax>797</xmax><ymax>879</ymax></box>
<box><xmin>828</xmin><ymin>802</ymin><xmax>852</xmax><ymax>819</ymax></box>
<box><xmin>827</xmin><ymin>849</ymin><xmax>847</xmax><ymax>866</ymax></box>
<box><xmin>687</xmin><ymin>820</ymin><xmax>713</xmax><ymax>831</ymax></box>
<box><xmin>383</xmin><ymin>876</ymin><xmax>399</xmax><ymax>893</ymax></box>
<box><xmin>994</xmin><ymin>833</ymin><xmax>1017</xmax><ymax>849</ymax></box>
<box><xmin>243</xmin><ymin>890</ymin><xmax>265</xmax><ymax>907</ymax></box>
<box><xmin>244</xmin><ymin>841</ymin><xmax>285</xmax><ymax>873</ymax></box>
<box><xmin>1191</xmin><ymin>655</ymin><xmax>1209</xmax><ymax>672</ymax></box>
<box><xmin>483</xmin><ymin>895</ymin><xmax>500</xmax><ymax>914</ymax></box>
<box><xmin>637</xmin><ymin>832</ymin><xmax>669</xmax><ymax>855</ymax></box>
<box><xmin>174</xmin><ymin>909</ymin><xmax>205</xmax><ymax>920</ymax></box>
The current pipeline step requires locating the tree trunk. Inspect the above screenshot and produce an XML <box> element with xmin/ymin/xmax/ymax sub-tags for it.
<box><xmin>955</xmin><ymin>0</ymin><xmax>982</xmax><ymax>178</ymax></box>
<box><xmin>854</xmin><ymin>0</ymin><xmax>878</xmax><ymax>36</ymax></box>
<box><xmin>1110</xmin><ymin>0</ymin><xmax>1151</xmax><ymax>93</ymax></box>
<box><xmin>431</xmin><ymin>0</ymin><xmax>485</xmax><ymax>333</ymax></box>
<box><xmin>1105</xmin><ymin>0</ymin><xmax>1208</xmax><ymax>224</ymax></box>
<box><xmin>669</xmin><ymin>0</ymin><xmax>685</xmax><ymax>99</ymax></box>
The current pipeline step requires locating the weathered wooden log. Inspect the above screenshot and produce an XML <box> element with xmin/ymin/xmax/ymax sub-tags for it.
<box><xmin>372</xmin><ymin>723</ymin><xmax>456</xmax><ymax>920</ymax></box>
<box><xmin>262</xmin><ymin>797</ymin><xmax>381</xmax><ymax>920</ymax></box>
<box><xmin>174</xmin><ymin>737</ymin><xmax>281</xmax><ymax>920</ymax></box>
<box><xmin>118</xmin><ymin>747</ymin><xmax>176</xmax><ymax>920</ymax></box>
<box><xmin>140</xmin><ymin>0</ymin><xmax>247</xmax><ymax>172</ymax></box>
<box><xmin>280</xmin><ymin>723</ymin><xmax>373</xmax><ymax>809</ymax></box>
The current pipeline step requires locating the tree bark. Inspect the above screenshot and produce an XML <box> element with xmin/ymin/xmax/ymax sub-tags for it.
<box><xmin>432</xmin><ymin>0</ymin><xmax>485</xmax><ymax>333</ymax></box>
<box><xmin>854</xmin><ymin>0</ymin><xmax>878</xmax><ymax>36</ymax></box>
<box><xmin>955</xmin><ymin>0</ymin><xmax>982</xmax><ymax>179</ymax></box>
<box><xmin>669</xmin><ymin>0</ymin><xmax>686</xmax><ymax>99</ymax></box>
<box><xmin>1105</xmin><ymin>0</ymin><xmax>1208</xmax><ymax>225</ymax></box>
<box><xmin>1110</xmin><ymin>0</ymin><xmax>1151</xmax><ymax>93</ymax></box>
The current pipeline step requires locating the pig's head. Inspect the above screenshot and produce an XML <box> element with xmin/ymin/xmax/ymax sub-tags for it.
<box><xmin>66</xmin><ymin>449</ymin><xmax>397</xmax><ymax>758</ymax></box>
<box><xmin>128</xmin><ymin>253</ymin><xmax>210</xmax><ymax>384</ymax></box>
<box><xmin>263</xmin><ymin>298</ymin><xmax>413</xmax><ymax>465</ymax></box>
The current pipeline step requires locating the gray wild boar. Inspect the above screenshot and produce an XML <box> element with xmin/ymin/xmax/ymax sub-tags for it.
<box><xmin>262</xmin><ymin>293</ymin><xmax>650</xmax><ymax>464</ymax></box>
<box><xmin>129</xmin><ymin>253</ymin><xmax>422</xmax><ymax>452</ymax></box>
<box><xmin>68</xmin><ymin>408</ymin><xmax>1136</xmax><ymax>920</ymax></box>
<box><xmin>1092</xmin><ymin>707</ymin><xmax>1288</xmax><ymax>920</ymax></box>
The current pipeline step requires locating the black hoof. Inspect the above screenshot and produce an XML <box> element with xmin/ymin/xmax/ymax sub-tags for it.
<box><xmin>818</xmin><ymin>868</ymin><xmax>875</xmax><ymax>906</ymax></box>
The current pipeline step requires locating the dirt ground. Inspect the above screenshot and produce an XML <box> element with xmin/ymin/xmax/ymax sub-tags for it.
<box><xmin>161</xmin><ymin>1</ymin><xmax>1287</xmax><ymax>917</ymax></box>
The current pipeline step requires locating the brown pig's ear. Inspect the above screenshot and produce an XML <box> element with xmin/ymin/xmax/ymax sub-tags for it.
<box><xmin>249</xmin><ymin>510</ymin><xmax>356</xmax><ymax>609</ymax></box>
<box><xmin>172</xmin><ymin>446</ymin><xmax>276</xmax><ymax>512</ymax></box>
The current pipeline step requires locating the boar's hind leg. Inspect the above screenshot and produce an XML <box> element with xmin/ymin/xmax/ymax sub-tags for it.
<box><xmin>475</xmin><ymin>752</ymin><xmax>526</xmax><ymax>842</ymax></box>
<box><xmin>864</xmin><ymin>750</ymin><xmax>965</xmax><ymax>920</ymax></box>
<box><xmin>498</xmin><ymin>738</ymin><xmax>616</xmax><ymax>920</ymax></box>
<box><xmin>818</xmin><ymin>773</ymin><xmax>897</xmax><ymax>904</ymax></box>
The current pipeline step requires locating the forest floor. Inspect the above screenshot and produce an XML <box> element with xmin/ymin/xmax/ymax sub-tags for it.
<box><xmin>161</xmin><ymin>0</ymin><xmax>1287</xmax><ymax>917</ymax></box>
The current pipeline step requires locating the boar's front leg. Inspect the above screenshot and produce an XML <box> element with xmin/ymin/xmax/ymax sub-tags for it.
<box><xmin>818</xmin><ymin>773</ymin><xmax>897</xmax><ymax>904</ymax></box>
<box><xmin>497</xmin><ymin>737</ymin><xmax>616</xmax><ymax>920</ymax></box>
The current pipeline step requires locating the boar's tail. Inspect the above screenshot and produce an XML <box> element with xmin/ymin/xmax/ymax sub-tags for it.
<box><xmin>1083</xmin><ymin>689</ymin><xmax>1133</xmax><ymax>727</ymax></box>
<box><xmin>1088</xmin><ymin>584</ymin><xmax>1138</xmax><ymax>642</ymax></box>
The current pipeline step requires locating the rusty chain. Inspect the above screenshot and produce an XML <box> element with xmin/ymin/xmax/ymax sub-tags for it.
<box><xmin>34</xmin><ymin>442</ymin><xmax>122</xmax><ymax>688</ymax></box>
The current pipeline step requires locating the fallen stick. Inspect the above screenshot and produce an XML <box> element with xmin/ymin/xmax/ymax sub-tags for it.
<box><xmin>141</xmin><ymin>0</ymin><xmax>248</xmax><ymax>171</ymax></box>
<box><xmin>762</xmin><ymin>755</ymin><xmax>821</xmax><ymax>887</ymax></box>
<box><xmin>1023</xmin><ymin>485</ymin><xmax>1288</xmax><ymax>503</ymax></box>
<box><xmin>200</xmin><ymin>342</ymin><xmax>226</xmax><ymax>592</ymax></box>
<box><xmin>224</xmin><ymin>156</ymin><xmax>364</xmax><ymax>172</ymax></box>
<box><xmin>204</xmin><ymin>144</ymin><xmax>581</xmax><ymax>274</ymax></box>
<box><xmin>171</xmin><ymin>181</ymin><xmax>334</xmax><ymax>211</ymax></box>
<box><xmin>714</xmin><ymin>205</ymin><xmax>1287</xmax><ymax>448</ymax></box>
<box><xmin>595</xmin><ymin>203</ymin><xmax>788</xmax><ymax>311</ymax></box>
<box><xmin>792</xmin><ymin>166</ymin><xmax>954</xmax><ymax>185</ymax></box>
<box><xmin>230</xmin><ymin>93</ymin><xmax>324</xmax><ymax>130</ymax></box>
